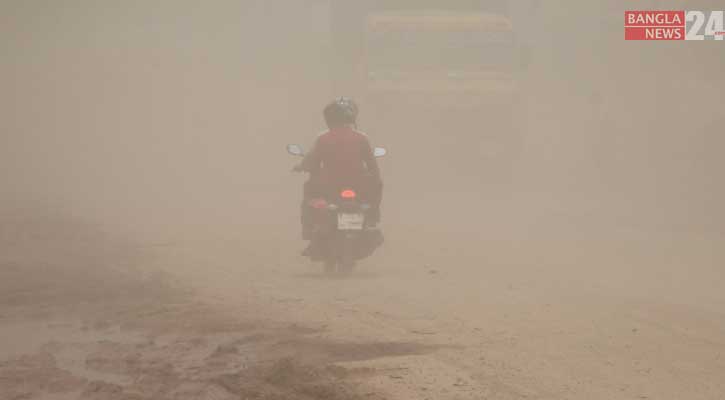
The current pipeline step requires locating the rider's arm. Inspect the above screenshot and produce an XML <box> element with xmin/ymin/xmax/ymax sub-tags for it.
<box><xmin>299</xmin><ymin>136</ymin><xmax>322</xmax><ymax>174</ymax></box>
<box><xmin>361</xmin><ymin>136</ymin><xmax>380</xmax><ymax>181</ymax></box>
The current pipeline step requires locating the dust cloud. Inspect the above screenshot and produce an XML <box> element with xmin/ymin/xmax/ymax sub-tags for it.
<box><xmin>1</xmin><ymin>1</ymin><xmax>724</xmax><ymax>399</ymax></box>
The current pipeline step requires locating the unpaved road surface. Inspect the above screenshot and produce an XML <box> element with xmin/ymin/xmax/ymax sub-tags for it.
<box><xmin>2</xmin><ymin>209</ymin><xmax>724</xmax><ymax>400</ymax></box>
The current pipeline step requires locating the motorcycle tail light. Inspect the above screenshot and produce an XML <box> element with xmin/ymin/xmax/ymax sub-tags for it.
<box><xmin>340</xmin><ymin>189</ymin><xmax>356</xmax><ymax>199</ymax></box>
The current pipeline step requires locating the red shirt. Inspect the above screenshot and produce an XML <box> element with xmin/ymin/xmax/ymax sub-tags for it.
<box><xmin>301</xmin><ymin>126</ymin><xmax>380</xmax><ymax>187</ymax></box>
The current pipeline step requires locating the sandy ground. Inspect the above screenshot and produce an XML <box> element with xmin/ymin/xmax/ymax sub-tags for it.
<box><xmin>2</xmin><ymin>203</ymin><xmax>724</xmax><ymax>400</ymax></box>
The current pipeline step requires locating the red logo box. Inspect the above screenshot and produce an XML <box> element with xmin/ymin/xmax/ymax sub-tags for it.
<box><xmin>625</xmin><ymin>11</ymin><xmax>685</xmax><ymax>40</ymax></box>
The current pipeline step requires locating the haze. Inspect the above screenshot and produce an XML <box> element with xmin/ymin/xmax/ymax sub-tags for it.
<box><xmin>1</xmin><ymin>1</ymin><xmax>724</xmax><ymax>399</ymax></box>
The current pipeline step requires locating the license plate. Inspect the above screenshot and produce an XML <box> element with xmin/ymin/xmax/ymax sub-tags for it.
<box><xmin>337</xmin><ymin>213</ymin><xmax>364</xmax><ymax>230</ymax></box>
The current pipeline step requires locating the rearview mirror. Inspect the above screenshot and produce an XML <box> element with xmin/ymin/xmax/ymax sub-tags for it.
<box><xmin>287</xmin><ymin>144</ymin><xmax>304</xmax><ymax>156</ymax></box>
<box><xmin>373</xmin><ymin>147</ymin><xmax>387</xmax><ymax>158</ymax></box>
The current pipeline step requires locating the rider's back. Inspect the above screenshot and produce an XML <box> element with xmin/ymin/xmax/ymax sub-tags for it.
<box><xmin>314</xmin><ymin>126</ymin><xmax>373</xmax><ymax>186</ymax></box>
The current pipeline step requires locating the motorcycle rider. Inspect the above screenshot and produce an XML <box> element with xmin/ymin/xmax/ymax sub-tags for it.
<box><xmin>293</xmin><ymin>98</ymin><xmax>383</xmax><ymax>246</ymax></box>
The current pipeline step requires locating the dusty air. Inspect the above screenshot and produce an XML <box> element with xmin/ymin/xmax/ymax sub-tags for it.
<box><xmin>1</xmin><ymin>1</ymin><xmax>724</xmax><ymax>399</ymax></box>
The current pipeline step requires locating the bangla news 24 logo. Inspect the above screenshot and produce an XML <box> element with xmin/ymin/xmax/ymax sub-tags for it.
<box><xmin>625</xmin><ymin>11</ymin><xmax>724</xmax><ymax>40</ymax></box>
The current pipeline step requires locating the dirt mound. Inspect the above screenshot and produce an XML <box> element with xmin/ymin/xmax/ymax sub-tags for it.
<box><xmin>0</xmin><ymin>308</ymin><xmax>409</xmax><ymax>400</ymax></box>
<box><xmin>216</xmin><ymin>357</ymin><xmax>369</xmax><ymax>400</ymax></box>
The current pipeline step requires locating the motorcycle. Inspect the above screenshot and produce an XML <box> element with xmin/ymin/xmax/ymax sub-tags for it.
<box><xmin>287</xmin><ymin>143</ymin><xmax>386</xmax><ymax>274</ymax></box>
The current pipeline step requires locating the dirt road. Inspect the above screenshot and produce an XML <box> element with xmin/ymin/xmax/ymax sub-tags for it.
<box><xmin>3</xmin><ymin>206</ymin><xmax>724</xmax><ymax>400</ymax></box>
<box><xmin>154</xmin><ymin>219</ymin><xmax>725</xmax><ymax>400</ymax></box>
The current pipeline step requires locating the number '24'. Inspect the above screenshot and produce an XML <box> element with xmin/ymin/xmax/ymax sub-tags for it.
<box><xmin>686</xmin><ymin>11</ymin><xmax>724</xmax><ymax>40</ymax></box>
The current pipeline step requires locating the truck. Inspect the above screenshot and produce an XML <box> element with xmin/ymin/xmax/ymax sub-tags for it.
<box><xmin>330</xmin><ymin>1</ymin><xmax>527</xmax><ymax>177</ymax></box>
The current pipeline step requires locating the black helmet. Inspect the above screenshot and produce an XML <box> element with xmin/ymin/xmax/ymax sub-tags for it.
<box><xmin>323</xmin><ymin>97</ymin><xmax>359</xmax><ymax>128</ymax></box>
